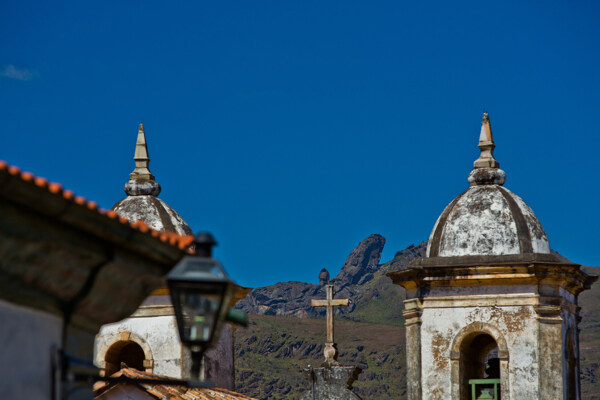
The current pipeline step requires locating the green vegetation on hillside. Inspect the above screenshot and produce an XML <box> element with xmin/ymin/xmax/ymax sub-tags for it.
<box><xmin>235</xmin><ymin>315</ymin><xmax>406</xmax><ymax>399</ymax></box>
<box><xmin>235</xmin><ymin>260</ymin><xmax>600</xmax><ymax>400</ymax></box>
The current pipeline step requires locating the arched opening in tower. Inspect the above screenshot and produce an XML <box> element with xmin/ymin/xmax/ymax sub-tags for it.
<box><xmin>565</xmin><ymin>329</ymin><xmax>577</xmax><ymax>400</ymax></box>
<box><xmin>104</xmin><ymin>340</ymin><xmax>146</xmax><ymax>377</ymax></box>
<box><xmin>460</xmin><ymin>333</ymin><xmax>501</xmax><ymax>399</ymax></box>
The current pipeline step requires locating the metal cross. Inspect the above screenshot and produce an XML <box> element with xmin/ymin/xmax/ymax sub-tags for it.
<box><xmin>311</xmin><ymin>284</ymin><xmax>349</xmax><ymax>366</ymax></box>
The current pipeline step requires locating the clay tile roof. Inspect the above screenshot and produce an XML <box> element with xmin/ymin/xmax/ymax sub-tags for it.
<box><xmin>94</xmin><ymin>368</ymin><xmax>258</xmax><ymax>400</ymax></box>
<box><xmin>34</xmin><ymin>176</ymin><xmax>47</xmax><ymax>187</ymax></box>
<box><xmin>0</xmin><ymin>160</ymin><xmax>195</xmax><ymax>251</ymax></box>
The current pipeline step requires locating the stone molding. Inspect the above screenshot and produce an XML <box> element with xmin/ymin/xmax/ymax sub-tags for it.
<box><xmin>496</xmin><ymin>186</ymin><xmax>533</xmax><ymax>253</ymax></box>
<box><xmin>449</xmin><ymin>322</ymin><xmax>509</xmax><ymax>361</ymax></box>
<box><xmin>402</xmin><ymin>298</ymin><xmax>423</xmax><ymax>326</ymax></box>
<box><xmin>449</xmin><ymin>322</ymin><xmax>510</xmax><ymax>400</ymax></box>
<box><xmin>95</xmin><ymin>330</ymin><xmax>154</xmax><ymax>375</ymax></box>
<box><xmin>388</xmin><ymin>261</ymin><xmax>596</xmax><ymax>298</ymax></box>
<box><xmin>421</xmin><ymin>293</ymin><xmax>537</xmax><ymax>309</ymax></box>
<box><xmin>534</xmin><ymin>304</ymin><xmax>563</xmax><ymax>325</ymax></box>
<box><xmin>130</xmin><ymin>305</ymin><xmax>175</xmax><ymax>317</ymax></box>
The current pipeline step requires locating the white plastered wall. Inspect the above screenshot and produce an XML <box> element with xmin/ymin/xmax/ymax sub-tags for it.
<box><xmin>420</xmin><ymin>300</ymin><xmax>540</xmax><ymax>400</ymax></box>
<box><xmin>95</xmin><ymin>314</ymin><xmax>186</xmax><ymax>378</ymax></box>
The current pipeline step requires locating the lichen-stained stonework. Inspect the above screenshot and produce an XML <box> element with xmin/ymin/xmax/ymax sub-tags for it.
<box><xmin>110</xmin><ymin>123</ymin><xmax>193</xmax><ymax>236</ymax></box>
<box><xmin>95</xmin><ymin>313</ymin><xmax>187</xmax><ymax>378</ymax></box>
<box><xmin>420</xmin><ymin>302</ymin><xmax>539</xmax><ymax>399</ymax></box>
<box><xmin>387</xmin><ymin>113</ymin><xmax>597</xmax><ymax>400</ymax></box>
<box><xmin>426</xmin><ymin>185</ymin><xmax>550</xmax><ymax>257</ymax></box>
<box><xmin>112</xmin><ymin>195</ymin><xmax>193</xmax><ymax>236</ymax></box>
<box><xmin>390</xmin><ymin>245</ymin><xmax>595</xmax><ymax>400</ymax></box>
<box><xmin>94</xmin><ymin>303</ymin><xmax>235</xmax><ymax>387</ymax></box>
<box><xmin>94</xmin><ymin>124</ymin><xmax>235</xmax><ymax>389</ymax></box>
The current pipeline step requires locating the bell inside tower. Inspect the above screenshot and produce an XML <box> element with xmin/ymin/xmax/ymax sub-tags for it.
<box><xmin>460</xmin><ymin>333</ymin><xmax>501</xmax><ymax>399</ymax></box>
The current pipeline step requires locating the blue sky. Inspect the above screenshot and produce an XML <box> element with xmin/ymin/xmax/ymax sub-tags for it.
<box><xmin>1</xmin><ymin>1</ymin><xmax>599</xmax><ymax>288</ymax></box>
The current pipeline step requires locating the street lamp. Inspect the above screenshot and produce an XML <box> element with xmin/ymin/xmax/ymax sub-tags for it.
<box><xmin>52</xmin><ymin>231</ymin><xmax>244</xmax><ymax>399</ymax></box>
<box><xmin>166</xmin><ymin>232</ymin><xmax>234</xmax><ymax>380</ymax></box>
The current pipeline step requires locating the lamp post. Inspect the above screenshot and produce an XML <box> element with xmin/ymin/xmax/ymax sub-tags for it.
<box><xmin>166</xmin><ymin>232</ymin><xmax>234</xmax><ymax>380</ymax></box>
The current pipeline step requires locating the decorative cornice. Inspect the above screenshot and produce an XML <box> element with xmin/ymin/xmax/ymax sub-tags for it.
<box><xmin>387</xmin><ymin>259</ymin><xmax>597</xmax><ymax>298</ymax></box>
<box><xmin>402</xmin><ymin>299</ymin><xmax>423</xmax><ymax>326</ymax></box>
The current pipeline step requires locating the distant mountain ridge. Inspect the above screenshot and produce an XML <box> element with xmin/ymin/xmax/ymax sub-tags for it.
<box><xmin>235</xmin><ymin>234</ymin><xmax>389</xmax><ymax>318</ymax></box>
<box><xmin>235</xmin><ymin>236</ymin><xmax>600</xmax><ymax>399</ymax></box>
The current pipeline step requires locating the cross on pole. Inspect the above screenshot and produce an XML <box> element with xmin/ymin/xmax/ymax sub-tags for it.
<box><xmin>311</xmin><ymin>284</ymin><xmax>349</xmax><ymax>366</ymax></box>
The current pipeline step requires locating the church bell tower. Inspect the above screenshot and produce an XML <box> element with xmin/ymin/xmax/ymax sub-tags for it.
<box><xmin>388</xmin><ymin>114</ymin><xmax>596</xmax><ymax>399</ymax></box>
<box><xmin>94</xmin><ymin>124</ymin><xmax>237</xmax><ymax>389</ymax></box>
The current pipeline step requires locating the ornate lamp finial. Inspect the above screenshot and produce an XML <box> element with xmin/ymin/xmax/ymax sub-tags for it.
<box><xmin>468</xmin><ymin>113</ymin><xmax>506</xmax><ymax>186</ymax></box>
<box><xmin>124</xmin><ymin>123</ymin><xmax>161</xmax><ymax>196</ymax></box>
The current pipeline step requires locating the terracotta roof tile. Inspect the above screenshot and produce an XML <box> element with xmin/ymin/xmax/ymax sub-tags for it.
<box><xmin>138</xmin><ymin>222</ymin><xmax>150</xmax><ymax>233</ymax></box>
<box><xmin>63</xmin><ymin>190</ymin><xmax>74</xmax><ymax>200</ymax></box>
<box><xmin>75</xmin><ymin>196</ymin><xmax>87</xmax><ymax>205</ymax></box>
<box><xmin>0</xmin><ymin>160</ymin><xmax>195</xmax><ymax>251</ymax></box>
<box><xmin>48</xmin><ymin>182</ymin><xmax>62</xmax><ymax>193</ymax></box>
<box><xmin>34</xmin><ymin>176</ymin><xmax>48</xmax><ymax>187</ymax></box>
<box><xmin>21</xmin><ymin>171</ymin><xmax>34</xmax><ymax>181</ymax></box>
<box><xmin>94</xmin><ymin>368</ymin><xmax>257</xmax><ymax>400</ymax></box>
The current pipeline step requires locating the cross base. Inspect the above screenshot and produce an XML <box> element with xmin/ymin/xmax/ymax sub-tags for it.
<box><xmin>301</xmin><ymin>365</ymin><xmax>363</xmax><ymax>400</ymax></box>
<box><xmin>322</xmin><ymin>342</ymin><xmax>340</xmax><ymax>367</ymax></box>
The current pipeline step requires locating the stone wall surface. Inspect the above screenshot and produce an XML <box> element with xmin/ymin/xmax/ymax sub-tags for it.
<box><xmin>204</xmin><ymin>324</ymin><xmax>235</xmax><ymax>389</ymax></box>
<box><xmin>95</xmin><ymin>312</ymin><xmax>234</xmax><ymax>388</ymax></box>
<box><xmin>420</xmin><ymin>302</ymin><xmax>539</xmax><ymax>400</ymax></box>
<box><xmin>95</xmin><ymin>314</ymin><xmax>185</xmax><ymax>378</ymax></box>
<box><xmin>561</xmin><ymin>308</ymin><xmax>581</xmax><ymax>399</ymax></box>
<box><xmin>300</xmin><ymin>366</ymin><xmax>362</xmax><ymax>400</ymax></box>
<box><xmin>0</xmin><ymin>299</ymin><xmax>64</xmax><ymax>400</ymax></box>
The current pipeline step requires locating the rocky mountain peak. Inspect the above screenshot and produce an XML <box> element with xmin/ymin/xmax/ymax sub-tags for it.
<box><xmin>330</xmin><ymin>234</ymin><xmax>386</xmax><ymax>287</ymax></box>
<box><xmin>236</xmin><ymin>234</ymin><xmax>387</xmax><ymax>317</ymax></box>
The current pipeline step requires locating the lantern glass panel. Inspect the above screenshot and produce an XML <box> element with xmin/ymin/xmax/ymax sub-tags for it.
<box><xmin>181</xmin><ymin>287</ymin><xmax>220</xmax><ymax>342</ymax></box>
<box><xmin>169</xmin><ymin>281</ymin><xmax>228</xmax><ymax>346</ymax></box>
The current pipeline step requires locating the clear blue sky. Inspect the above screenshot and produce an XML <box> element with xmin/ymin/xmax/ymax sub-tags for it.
<box><xmin>1</xmin><ymin>1</ymin><xmax>599</xmax><ymax>288</ymax></box>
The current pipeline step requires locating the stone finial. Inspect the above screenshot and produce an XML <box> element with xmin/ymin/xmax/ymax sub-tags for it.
<box><xmin>319</xmin><ymin>268</ymin><xmax>330</xmax><ymax>286</ymax></box>
<box><xmin>468</xmin><ymin>113</ymin><xmax>506</xmax><ymax>186</ymax></box>
<box><xmin>124</xmin><ymin>123</ymin><xmax>161</xmax><ymax>196</ymax></box>
<box><xmin>474</xmin><ymin>113</ymin><xmax>499</xmax><ymax>169</ymax></box>
<box><xmin>130</xmin><ymin>123</ymin><xmax>154</xmax><ymax>180</ymax></box>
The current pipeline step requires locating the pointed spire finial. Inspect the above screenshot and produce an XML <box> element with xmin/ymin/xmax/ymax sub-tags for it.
<box><xmin>473</xmin><ymin>113</ymin><xmax>499</xmax><ymax>169</ymax></box>
<box><xmin>468</xmin><ymin>113</ymin><xmax>506</xmax><ymax>186</ymax></box>
<box><xmin>129</xmin><ymin>123</ymin><xmax>154</xmax><ymax>180</ymax></box>
<box><xmin>124</xmin><ymin>123</ymin><xmax>161</xmax><ymax>196</ymax></box>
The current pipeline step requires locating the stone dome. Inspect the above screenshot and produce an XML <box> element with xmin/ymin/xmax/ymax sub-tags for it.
<box><xmin>112</xmin><ymin>195</ymin><xmax>193</xmax><ymax>236</ymax></box>
<box><xmin>426</xmin><ymin>113</ymin><xmax>550</xmax><ymax>258</ymax></box>
<box><xmin>111</xmin><ymin>124</ymin><xmax>193</xmax><ymax>236</ymax></box>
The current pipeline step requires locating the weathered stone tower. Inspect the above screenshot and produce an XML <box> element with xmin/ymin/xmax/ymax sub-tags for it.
<box><xmin>388</xmin><ymin>114</ymin><xmax>596</xmax><ymax>399</ymax></box>
<box><xmin>94</xmin><ymin>124</ymin><xmax>236</xmax><ymax>389</ymax></box>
